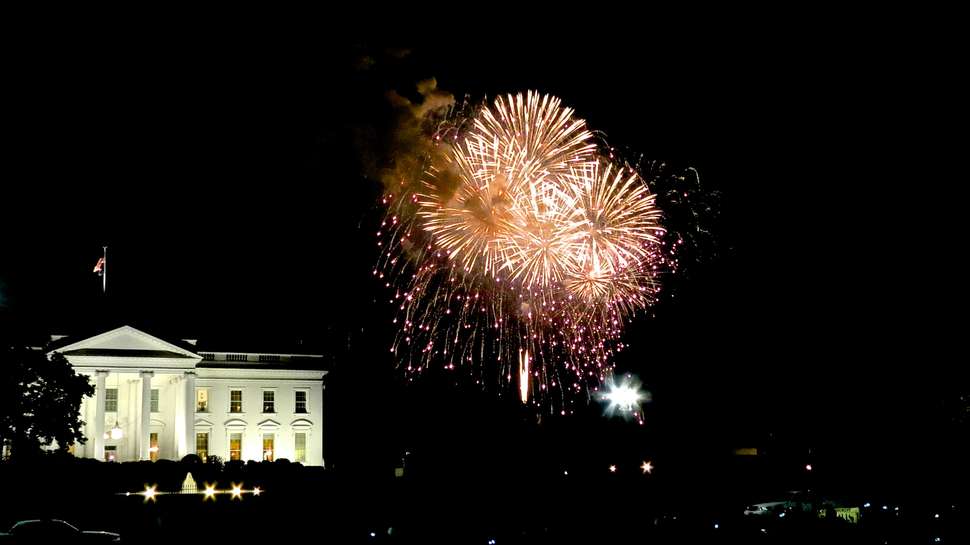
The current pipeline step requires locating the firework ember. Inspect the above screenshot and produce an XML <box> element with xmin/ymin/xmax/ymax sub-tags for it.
<box><xmin>377</xmin><ymin>90</ymin><xmax>677</xmax><ymax>414</ymax></box>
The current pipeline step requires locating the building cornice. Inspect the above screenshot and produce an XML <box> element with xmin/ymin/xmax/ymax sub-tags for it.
<box><xmin>195</xmin><ymin>368</ymin><xmax>326</xmax><ymax>381</ymax></box>
<box><xmin>68</xmin><ymin>357</ymin><xmax>200</xmax><ymax>370</ymax></box>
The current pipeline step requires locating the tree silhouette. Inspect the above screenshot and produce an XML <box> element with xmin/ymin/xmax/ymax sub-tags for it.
<box><xmin>1</xmin><ymin>341</ymin><xmax>94</xmax><ymax>459</ymax></box>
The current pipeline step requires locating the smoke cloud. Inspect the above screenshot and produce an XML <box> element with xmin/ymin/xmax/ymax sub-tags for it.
<box><xmin>361</xmin><ymin>77</ymin><xmax>455</xmax><ymax>193</ymax></box>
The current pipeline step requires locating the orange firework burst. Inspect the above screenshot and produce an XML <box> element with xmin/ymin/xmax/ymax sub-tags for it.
<box><xmin>416</xmin><ymin>91</ymin><xmax>596</xmax><ymax>283</ymax></box>
<box><xmin>378</xmin><ymin>91</ymin><xmax>675</xmax><ymax>414</ymax></box>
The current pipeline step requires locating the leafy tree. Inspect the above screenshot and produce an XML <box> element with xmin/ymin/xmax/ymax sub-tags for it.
<box><xmin>0</xmin><ymin>341</ymin><xmax>94</xmax><ymax>459</ymax></box>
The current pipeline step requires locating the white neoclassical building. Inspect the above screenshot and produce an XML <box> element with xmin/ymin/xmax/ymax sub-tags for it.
<box><xmin>48</xmin><ymin>325</ymin><xmax>327</xmax><ymax>466</ymax></box>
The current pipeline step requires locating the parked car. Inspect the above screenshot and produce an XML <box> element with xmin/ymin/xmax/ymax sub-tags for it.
<box><xmin>744</xmin><ymin>490</ymin><xmax>819</xmax><ymax>517</ymax></box>
<box><xmin>7</xmin><ymin>519</ymin><xmax>120</xmax><ymax>543</ymax></box>
<box><xmin>743</xmin><ymin>501</ymin><xmax>787</xmax><ymax>516</ymax></box>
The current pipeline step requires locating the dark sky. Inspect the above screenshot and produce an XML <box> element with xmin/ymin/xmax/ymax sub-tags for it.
<box><xmin>1</xmin><ymin>25</ymin><xmax>961</xmax><ymax>476</ymax></box>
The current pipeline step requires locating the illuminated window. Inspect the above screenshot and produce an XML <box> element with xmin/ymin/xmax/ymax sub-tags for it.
<box><xmin>262</xmin><ymin>434</ymin><xmax>274</xmax><ymax>462</ymax></box>
<box><xmin>150</xmin><ymin>389</ymin><xmax>159</xmax><ymax>413</ymax></box>
<box><xmin>294</xmin><ymin>433</ymin><xmax>306</xmax><ymax>463</ymax></box>
<box><xmin>295</xmin><ymin>391</ymin><xmax>307</xmax><ymax>413</ymax></box>
<box><xmin>258</xmin><ymin>355</ymin><xmax>280</xmax><ymax>363</ymax></box>
<box><xmin>229</xmin><ymin>433</ymin><xmax>242</xmax><ymax>461</ymax></box>
<box><xmin>196</xmin><ymin>389</ymin><xmax>208</xmax><ymax>412</ymax></box>
<box><xmin>226</xmin><ymin>353</ymin><xmax>248</xmax><ymax>362</ymax></box>
<box><xmin>149</xmin><ymin>433</ymin><xmax>159</xmax><ymax>462</ymax></box>
<box><xmin>104</xmin><ymin>445</ymin><xmax>117</xmax><ymax>462</ymax></box>
<box><xmin>262</xmin><ymin>390</ymin><xmax>275</xmax><ymax>413</ymax></box>
<box><xmin>230</xmin><ymin>390</ymin><xmax>242</xmax><ymax>413</ymax></box>
<box><xmin>105</xmin><ymin>388</ymin><xmax>118</xmax><ymax>412</ymax></box>
<box><xmin>196</xmin><ymin>432</ymin><xmax>209</xmax><ymax>461</ymax></box>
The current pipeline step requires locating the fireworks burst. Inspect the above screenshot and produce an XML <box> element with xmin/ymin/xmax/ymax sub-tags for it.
<box><xmin>598</xmin><ymin>374</ymin><xmax>650</xmax><ymax>424</ymax></box>
<box><xmin>377</xmin><ymin>90</ymin><xmax>680</xmax><ymax>414</ymax></box>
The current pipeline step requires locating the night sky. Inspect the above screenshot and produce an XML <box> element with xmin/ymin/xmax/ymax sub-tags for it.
<box><xmin>1</xmin><ymin>27</ymin><xmax>961</xmax><ymax>478</ymax></box>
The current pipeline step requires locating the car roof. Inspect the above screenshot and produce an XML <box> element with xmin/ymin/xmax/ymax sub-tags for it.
<box><xmin>11</xmin><ymin>519</ymin><xmax>77</xmax><ymax>528</ymax></box>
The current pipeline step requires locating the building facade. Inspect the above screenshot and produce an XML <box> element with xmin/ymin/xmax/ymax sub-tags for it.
<box><xmin>48</xmin><ymin>325</ymin><xmax>326</xmax><ymax>466</ymax></box>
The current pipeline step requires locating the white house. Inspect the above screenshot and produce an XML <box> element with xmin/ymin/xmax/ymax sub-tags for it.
<box><xmin>47</xmin><ymin>325</ymin><xmax>327</xmax><ymax>466</ymax></box>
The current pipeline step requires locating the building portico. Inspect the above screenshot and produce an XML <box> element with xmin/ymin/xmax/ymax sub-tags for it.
<box><xmin>74</xmin><ymin>372</ymin><xmax>200</xmax><ymax>462</ymax></box>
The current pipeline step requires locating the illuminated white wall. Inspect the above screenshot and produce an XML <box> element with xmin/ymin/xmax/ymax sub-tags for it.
<box><xmin>194</xmin><ymin>379</ymin><xmax>323</xmax><ymax>465</ymax></box>
<box><xmin>58</xmin><ymin>326</ymin><xmax>326</xmax><ymax>466</ymax></box>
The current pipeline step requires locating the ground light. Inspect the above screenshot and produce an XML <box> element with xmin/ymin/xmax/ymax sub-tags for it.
<box><xmin>122</xmin><ymin>479</ymin><xmax>263</xmax><ymax>502</ymax></box>
<box><xmin>142</xmin><ymin>485</ymin><xmax>156</xmax><ymax>503</ymax></box>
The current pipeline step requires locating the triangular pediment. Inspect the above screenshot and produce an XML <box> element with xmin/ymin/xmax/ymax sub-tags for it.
<box><xmin>257</xmin><ymin>418</ymin><xmax>281</xmax><ymax>430</ymax></box>
<box><xmin>52</xmin><ymin>325</ymin><xmax>200</xmax><ymax>360</ymax></box>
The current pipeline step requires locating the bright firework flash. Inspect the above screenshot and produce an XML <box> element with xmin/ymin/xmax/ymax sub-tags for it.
<box><xmin>377</xmin><ymin>90</ymin><xmax>700</xmax><ymax>416</ymax></box>
<box><xmin>597</xmin><ymin>373</ymin><xmax>650</xmax><ymax>423</ymax></box>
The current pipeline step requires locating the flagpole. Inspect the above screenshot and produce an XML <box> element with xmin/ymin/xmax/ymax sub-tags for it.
<box><xmin>103</xmin><ymin>246</ymin><xmax>107</xmax><ymax>294</ymax></box>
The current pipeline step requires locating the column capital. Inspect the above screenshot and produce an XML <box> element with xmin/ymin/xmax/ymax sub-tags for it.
<box><xmin>95</xmin><ymin>369</ymin><xmax>109</xmax><ymax>376</ymax></box>
<box><xmin>139</xmin><ymin>370</ymin><xmax>155</xmax><ymax>378</ymax></box>
<box><xmin>183</xmin><ymin>370</ymin><xmax>197</xmax><ymax>377</ymax></box>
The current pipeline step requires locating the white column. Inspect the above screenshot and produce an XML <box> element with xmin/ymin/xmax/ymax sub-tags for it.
<box><xmin>183</xmin><ymin>371</ymin><xmax>196</xmax><ymax>457</ymax></box>
<box><xmin>174</xmin><ymin>377</ymin><xmax>184</xmax><ymax>455</ymax></box>
<box><xmin>139</xmin><ymin>371</ymin><xmax>153</xmax><ymax>460</ymax></box>
<box><xmin>93</xmin><ymin>370</ymin><xmax>107</xmax><ymax>461</ymax></box>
